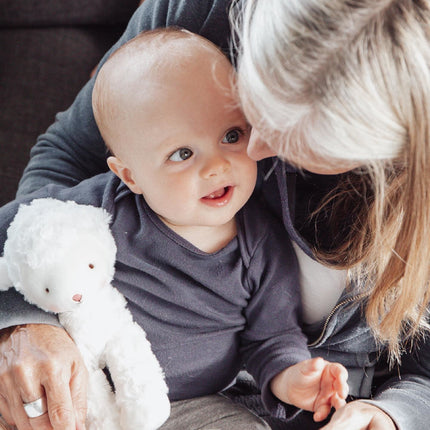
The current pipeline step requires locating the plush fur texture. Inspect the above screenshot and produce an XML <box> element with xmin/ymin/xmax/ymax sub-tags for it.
<box><xmin>0</xmin><ymin>198</ymin><xmax>170</xmax><ymax>429</ymax></box>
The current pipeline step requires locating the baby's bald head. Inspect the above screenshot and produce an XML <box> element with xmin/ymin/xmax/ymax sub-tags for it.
<box><xmin>92</xmin><ymin>28</ymin><xmax>232</xmax><ymax>155</ymax></box>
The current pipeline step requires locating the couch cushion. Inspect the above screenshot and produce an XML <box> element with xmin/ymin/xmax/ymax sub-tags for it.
<box><xmin>0</xmin><ymin>25</ymin><xmax>125</xmax><ymax>206</ymax></box>
<box><xmin>0</xmin><ymin>0</ymin><xmax>139</xmax><ymax>27</ymax></box>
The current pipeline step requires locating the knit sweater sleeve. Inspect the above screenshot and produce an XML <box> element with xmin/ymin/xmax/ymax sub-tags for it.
<box><xmin>238</xmin><ymin>197</ymin><xmax>311</xmax><ymax>418</ymax></box>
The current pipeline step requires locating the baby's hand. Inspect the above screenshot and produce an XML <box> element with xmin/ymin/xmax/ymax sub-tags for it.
<box><xmin>270</xmin><ymin>357</ymin><xmax>349</xmax><ymax>422</ymax></box>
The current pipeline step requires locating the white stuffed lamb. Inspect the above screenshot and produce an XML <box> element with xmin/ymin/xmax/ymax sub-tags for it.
<box><xmin>0</xmin><ymin>198</ymin><xmax>170</xmax><ymax>430</ymax></box>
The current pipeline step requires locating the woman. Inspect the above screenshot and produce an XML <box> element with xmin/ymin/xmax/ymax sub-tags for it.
<box><xmin>0</xmin><ymin>0</ymin><xmax>428</xmax><ymax>429</ymax></box>
<box><xmin>234</xmin><ymin>0</ymin><xmax>430</xmax><ymax>428</ymax></box>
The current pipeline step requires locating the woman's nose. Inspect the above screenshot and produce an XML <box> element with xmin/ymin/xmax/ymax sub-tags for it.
<box><xmin>247</xmin><ymin>129</ymin><xmax>277</xmax><ymax>161</ymax></box>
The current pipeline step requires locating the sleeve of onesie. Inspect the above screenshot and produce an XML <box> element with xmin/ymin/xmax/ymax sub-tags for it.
<box><xmin>238</xmin><ymin>197</ymin><xmax>311</xmax><ymax>418</ymax></box>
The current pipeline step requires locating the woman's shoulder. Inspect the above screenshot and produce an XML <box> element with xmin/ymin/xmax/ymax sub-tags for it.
<box><xmin>132</xmin><ymin>0</ymin><xmax>232</xmax><ymax>51</ymax></box>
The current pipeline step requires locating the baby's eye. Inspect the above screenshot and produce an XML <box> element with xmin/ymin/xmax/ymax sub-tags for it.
<box><xmin>169</xmin><ymin>148</ymin><xmax>193</xmax><ymax>162</ymax></box>
<box><xmin>222</xmin><ymin>129</ymin><xmax>242</xmax><ymax>144</ymax></box>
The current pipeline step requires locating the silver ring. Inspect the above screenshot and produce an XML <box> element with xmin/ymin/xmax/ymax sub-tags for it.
<box><xmin>22</xmin><ymin>397</ymin><xmax>47</xmax><ymax>418</ymax></box>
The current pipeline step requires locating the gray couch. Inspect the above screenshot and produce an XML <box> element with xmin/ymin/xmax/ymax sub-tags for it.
<box><xmin>0</xmin><ymin>0</ymin><xmax>139</xmax><ymax>207</ymax></box>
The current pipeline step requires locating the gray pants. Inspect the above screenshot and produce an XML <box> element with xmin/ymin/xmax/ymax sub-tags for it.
<box><xmin>160</xmin><ymin>394</ymin><xmax>270</xmax><ymax>430</ymax></box>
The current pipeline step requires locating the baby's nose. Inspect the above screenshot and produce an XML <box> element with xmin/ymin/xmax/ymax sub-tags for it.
<box><xmin>72</xmin><ymin>294</ymin><xmax>83</xmax><ymax>303</ymax></box>
<box><xmin>201</xmin><ymin>155</ymin><xmax>230</xmax><ymax>179</ymax></box>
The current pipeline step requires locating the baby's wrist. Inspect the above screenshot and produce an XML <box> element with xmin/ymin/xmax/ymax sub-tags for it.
<box><xmin>270</xmin><ymin>366</ymin><xmax>293</xmax><ymax>404</ymax></box>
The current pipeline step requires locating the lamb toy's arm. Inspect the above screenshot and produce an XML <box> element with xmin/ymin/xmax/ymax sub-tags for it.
<box><xmin>95</xmin><ymin>286</ymin><xmax>170</xmax><ymax>430</ymax></box>
<box><xmin>59</xmin><ymin>282</ymin><xmax>170</xmax><ymax>430</ymax></box>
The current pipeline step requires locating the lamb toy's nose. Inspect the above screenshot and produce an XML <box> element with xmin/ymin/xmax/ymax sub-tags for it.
<box><xmin>73</xmin><ymin>294</ymin><xmax>83</xmax><ymax>303</ymax></box>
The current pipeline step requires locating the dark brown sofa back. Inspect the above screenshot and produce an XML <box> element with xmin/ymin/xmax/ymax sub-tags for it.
<box><xmin>0</xmin><ymin>0</ymin><xmax>138</xmax><ymax>206</ymax></box>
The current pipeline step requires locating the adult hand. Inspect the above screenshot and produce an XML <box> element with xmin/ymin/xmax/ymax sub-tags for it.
<box><xmin>0</xmin><ymin>324</ymin><xmax>88</xmax><ymax>430</ymax></box>
<box><xmin>321</xmin><ymin>400</ymin><xmax>396</xmax><ymax>430</ymax></box>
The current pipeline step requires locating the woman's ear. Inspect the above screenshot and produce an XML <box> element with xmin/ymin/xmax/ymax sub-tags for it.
<box><xmin>107</xmin><ymin>156</ymin><xmax>143</xmax><ymax>194</ymax></box>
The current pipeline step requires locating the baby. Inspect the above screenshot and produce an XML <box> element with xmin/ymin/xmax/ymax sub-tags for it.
<box><xmin>91</xmin><ymin>28</ymin><xmax>349</xmax><ymax>422</ymax></box>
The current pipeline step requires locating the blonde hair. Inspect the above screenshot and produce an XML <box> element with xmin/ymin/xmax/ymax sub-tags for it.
<box><xmin>233</xmin><ymin>0</ymin><xmax>430</xmax><ymax>360</ymax></box>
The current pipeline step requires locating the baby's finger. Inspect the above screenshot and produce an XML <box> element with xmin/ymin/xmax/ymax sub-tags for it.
<box><xmin>329</xmin><ymin>363</ymin><xmax>348</xmax><ymax>380</ymax></box>
<box><xmin>330</xmin><ymin>392</ymin><xmax>347</xmax><ymax>411</ymax></box>
<box><xmin>313</xmin><ymin>403</ymin><xmax>332</xmax><ymax>422</ymax></box>
<box><xmin>330</xmin><ymin>364</ymin><xmax>349</xmax><ymax>399</ymax></box>
<box><xmin>318</xmin><ymin>365</ymin><xmax>337</xmax><ymax>402</ymax></box>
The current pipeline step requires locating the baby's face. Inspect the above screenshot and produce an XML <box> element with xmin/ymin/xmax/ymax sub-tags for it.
<box><xmin>113</xmin><ymin>50</ymin><xmax>257</xmax><ymax>230</ymax></box>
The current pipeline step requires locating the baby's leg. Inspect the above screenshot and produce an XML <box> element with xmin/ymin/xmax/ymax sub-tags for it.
<box><xmin>159</xmin><ymin>394</ymin><xmax>270</xmax><ymax>430</ymax></box>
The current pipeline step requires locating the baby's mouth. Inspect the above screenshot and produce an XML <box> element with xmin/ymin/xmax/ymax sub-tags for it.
<box><xmin>203</xmin><ymin>187</ymin><xmax>230</xmax><ymax>200</ymax></box>
<box><xmin>203</xmin><ymin>185</ymin><xmax>231</xmax><ymax>200</ymax></box>
<box><xmin>200</xmin><ymin>186</ymin><xmax>234</xmax><ymax>207</ymax></box>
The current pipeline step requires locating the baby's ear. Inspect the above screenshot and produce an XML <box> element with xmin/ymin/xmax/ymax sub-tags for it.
<box><xmin>0</xmin><ymin>257</ymin><xmax>12</xmax><ymax>291</ymax></box>
<box><xmin>107</xmin><ymin>156</ymin><xmax>143</xmax><ymax>195</ymax></box>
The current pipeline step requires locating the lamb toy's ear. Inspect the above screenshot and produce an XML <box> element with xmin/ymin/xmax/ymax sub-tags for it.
<box><xmin>0</xmin><ymin>257</ymin><xmax>12</xmax><ymax>292</ymax></box>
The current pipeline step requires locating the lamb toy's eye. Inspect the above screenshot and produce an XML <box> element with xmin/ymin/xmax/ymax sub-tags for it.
<box><xmin>89</xmin><ymin>264</ymin><xmax>95</xmax><ymax>269</ymax></box>
<box><xmin>45</xmin><ymin>288</ymin><xmax>50</xmax><ymax>293</ymax></box>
